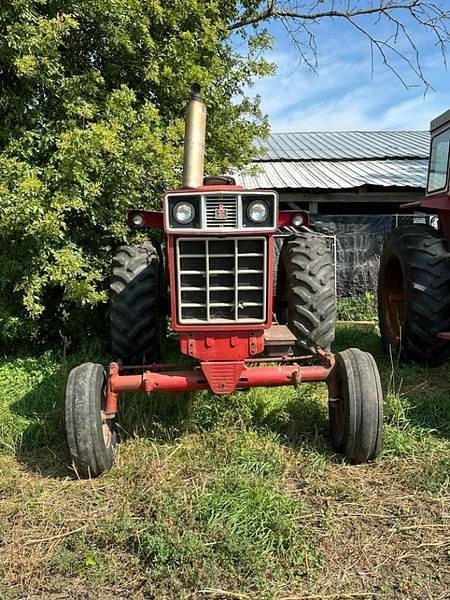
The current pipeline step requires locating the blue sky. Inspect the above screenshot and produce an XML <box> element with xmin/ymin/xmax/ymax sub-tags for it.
<box><xmin>245</xmin><ymin>14</ymin><xmax>450</xmax><ymax>132</ymax></box>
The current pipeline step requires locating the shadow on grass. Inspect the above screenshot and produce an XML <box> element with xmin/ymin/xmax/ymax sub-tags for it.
<box><xmin>8</xmin><ymin>326</ymin><xmax>449</xmax><ymax>480</ymax></box>
<box><xmin>8</xmin><ymin>339</ymin><xmax>110</xmax><ymax>479</ymax></box>
<box><xmin>332</xmin><ymin>324</ymin><xmax>384</xmax><ymax>357</ymax></box>
<box><xmin>11</xmin><ymin>364</ymin><xmax>71</xmax><ymax>479</ymax></box>
<box><xmin>381</xmin><ymin>361</ymin><xmax>450</xmax><ymax>443</ymax></box>
<box><xmin>9</xmin><ymin>334</ymin><xmax>196</xmax><ymax>479</ymax></box>
<box><xmin>11</xmin><ymin>370</ymin><xmax>334</xmax><ymax>478</ymax></box>
<box><xmin>260</xmin><ymin>387</ymin><xmax>338</xmax><ymax>461</ymax></box>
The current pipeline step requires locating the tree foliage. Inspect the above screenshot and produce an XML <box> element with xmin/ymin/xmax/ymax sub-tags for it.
<box><xmin>0</xmin><ymin>0</ymin><xmax>272</xmax><ymax>344</ymax></box>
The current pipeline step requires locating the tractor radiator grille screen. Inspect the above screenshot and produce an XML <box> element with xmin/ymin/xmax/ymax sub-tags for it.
<box><xmin>176</xmin><ymin>237</ymin><xmax>267</xmax><ymax>324</ymax></box>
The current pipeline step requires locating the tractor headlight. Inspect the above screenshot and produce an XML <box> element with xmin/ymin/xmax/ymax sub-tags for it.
<box><xmin>247</xmin><ymin>200</ymin><xmax>268</xmax><ymax>224</ymax></box>
<box><xmin>173</xmin><ymin>201</ymin><xmax>195</xmax><ymax>225</ymax></box>
<box><xmin>131</xmin><ymin>213</ymin><xmax>145</xmax><ymax>227</ymax></box>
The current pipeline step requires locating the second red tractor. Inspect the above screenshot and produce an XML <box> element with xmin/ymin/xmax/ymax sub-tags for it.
<box><xmin>378</xmin><ymin>109</ymin><xmax>450</xmax><ymax>365</ymax></box>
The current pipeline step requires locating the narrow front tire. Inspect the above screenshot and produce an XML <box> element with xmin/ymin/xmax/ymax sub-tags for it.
<box><xmin>65</xmin><ymin>363</ymin><xmax>116</xmax><ymax>477</ymax></box>
<box><xmin>328</xmin><ymin>348</ymin><xmax>383</xmax><ymax>463</ymax></box>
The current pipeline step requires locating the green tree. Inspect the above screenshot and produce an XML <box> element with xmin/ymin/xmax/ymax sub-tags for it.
<box><xmin>0</xmin><ymin>0</ymin><xmax>272</xmax><ymax>344</ymax></box>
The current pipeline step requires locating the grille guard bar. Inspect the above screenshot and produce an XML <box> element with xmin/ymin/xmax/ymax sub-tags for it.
<box><xmin>104</xmin><ymin>353</ymin><xmax>335</xmax><ymax>417</ymax></box>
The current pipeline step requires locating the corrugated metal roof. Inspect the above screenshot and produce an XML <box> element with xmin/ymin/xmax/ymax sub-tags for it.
<box><xmin>253</xmin><ymin>130</ymin><xmax>430</xmax><ymax>161</ymax></box>
<box><xmin>233</xmin><ymin>159</ymin><xmax>428</xmax><ymax>190</ymax></box>
<box><xmin>231</xmin><ymin>130</ymin><xmax>430</xmax><ymax>190</ymax></box>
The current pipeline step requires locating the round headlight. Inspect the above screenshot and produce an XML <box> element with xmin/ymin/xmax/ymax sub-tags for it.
<box><xmin>131</xmin><ymin>213</ymin><xmax>145</xmax><ymax>227</ymax></box>
<box><xmin>173</xmin><ymin>201</ymin><xmax>195</xmax><ymax>225</ymax></box>
<box><xmin>293</xmin><ymin>214</ymin><xmax>304</xmax><ymax>227</ymax></box>
<box><xmin>247</xmin><ymin>200</ymin><xmax>268</xmax><ymax>224</ymax></box>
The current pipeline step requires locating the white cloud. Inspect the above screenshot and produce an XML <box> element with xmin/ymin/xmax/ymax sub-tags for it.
<box><xmin>266</xmin><ymin>84</ymin><xmax>447</xmax><ymax>131</ymax></box>
<box><xmin>246</xmin><ymin>21</ymin><xmax>449</xmax><ymax>132</ymax></box>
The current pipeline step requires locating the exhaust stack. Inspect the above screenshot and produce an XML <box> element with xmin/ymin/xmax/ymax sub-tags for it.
<box><xmin>182</xmin><ymin>83</ymin><xmax>206</xmax><ymax>188</ymax></box>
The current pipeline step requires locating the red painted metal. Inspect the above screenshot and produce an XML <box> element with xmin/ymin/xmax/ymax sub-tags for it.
<box><xmin>400</xmin><ymin>200</ymin><xmax>422</xmax><ymax>209</ymax></box>
<box><xmin>165</xmin><ymin>185</ymin><xmax>246</xmax><ymax>193</ymax></box>
<box><xmin>126</xmin><ymin>194</ymin><xmax>308</xmax><ymax>231</ymax></box>
<box><xmin>180</xmin><ymin>331</ymin><xmax>265</xmax><ymax>360</ymax></box>
<box><xmin>104</xmin><ymin>363</ymin><xmax>119</xmax><ymax>416</ymax></box>
<box><xmin>168</xmin><ymin>234</ymin><xmax>275</xmax><ymax>334</ymax></box>
<box><xmin>437</xmin><ymin>332</ymin><xmax>450</xmax><ymax>340</ymax></box>
<box><xmin>120</xmin><ymin>353</ymin><xmax>316</xmax><ymax>371</ymax></box>
<box><xmin>417</xmin><ymin>191</ymin><xmax>449</xmax><ymax>211</ymax></box>
<box><xmin>120</xmin><ymin>186</ymin><xmax>321</xmax><ymax>398</ymax></box>
<box><xmin>108</xmin><ymin>360</ymin><xmax>333</xmax><ymax>397</ymax></box>
<box><xmin>127</xmin><ymin>210</ymin><xmax>164</xmax><ymax>229</ymax></box>
<box><xmin>201</xmin><ymin>361</ymin><xmax>245</xmax><ymax>393</ymax></box>
<box><xmin>278</xmin><ymin>210</ymin><xmax>309</xmax><ymax>227</ymax></box>
<box><xmin>401</xmin><ymin>192</ymin><xmax>450</xmax><ymax>242</ymax></box>
<box><xmin>389</xmin><ymin>294</ymin><xmax>404</xmax><ymax>303</ymax></box>
<box><xmin>244</xmin><ymin>354</ymin><xmax>315</xmax><ymax>363</ymax></box>
<box><xmin>439</xmin><ymin>214</ymin><xmax>450</xmax><ymax>241</ymax></box>
<box><xmin>401</xmin><ymin>193</ymin><xmax>450</xmax><ymax>213</ymax></box>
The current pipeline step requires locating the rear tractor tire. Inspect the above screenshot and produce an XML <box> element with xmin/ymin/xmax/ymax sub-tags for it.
<box><xmin>328</xmin><ymin>348</ymin><xmax>383</xmax><ymax>463</ymax></box>
<box><xmin>276</xmin><ymin>232</ymin><xmax>336</xmax><ymax>354</ymax></box>
<box><xmin>65</xmin><ymin>362</ymin><xmax>116</xmax><ymax>477</ymax></box>
<box><xmin>378</xmin><ymin>224</ymin><xmax>450</xmax><ymax>365</ymax></box>
<box><xmin>110</xmin><ymin>241</ymin><xmax>167</xmax><ymax>365</ymax></box>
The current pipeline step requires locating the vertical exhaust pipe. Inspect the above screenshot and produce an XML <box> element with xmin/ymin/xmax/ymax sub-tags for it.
<box><xmin>182</xmin><ymin>83</ymin><xmax>206</xmax><ymax>188</ymax></box>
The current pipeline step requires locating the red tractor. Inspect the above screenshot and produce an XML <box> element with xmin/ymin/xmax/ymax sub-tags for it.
<box><xmin>65</xmin><ymin>86</ymin><xmax>383</xmax><ymax>477</ymax></box>
<box><xmin>378</xmin><ymin>109</ymin><xmax>450</xmax><ymax>365</ymax></box>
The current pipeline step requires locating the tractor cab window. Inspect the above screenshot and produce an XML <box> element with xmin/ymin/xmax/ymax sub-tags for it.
<box><xmin>428</xmin><ymin>127</ymin><xmax>450</xmax><ymax>193</ymax></box>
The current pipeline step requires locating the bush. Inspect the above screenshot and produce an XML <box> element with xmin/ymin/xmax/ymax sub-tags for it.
<box><xmin>0</xmin><ymin>1</ymin><xmax>272</xmax><ymax>346</ymax></box>
<box><xmin>337</xmin><ymin>292</ymin><xmax>378</xmax><ymax>322</ymax></box>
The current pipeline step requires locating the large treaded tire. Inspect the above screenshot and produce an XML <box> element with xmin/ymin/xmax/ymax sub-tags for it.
<box><xmin>378</xmin><ymin>224</ymin><xmax>450</xmax><ymax>365</ymax></box>
<box><xmin>329</xmin><ymin>348</ymin><xmax>383</xmax><ymax>463</ymax></box>
<box><xmin>65</xmin><ymin>362</ymin><xmax>116</xmax><ymax>477</ymax></box>
<box><xmin>110</xmin><ymin>242</ymin><xmax>166</xmax><ymax>364</ymax></box>
<box><xmin>276</xmin><ymin>232</ymin><xmax>336</xmax><ymax>354</ymax></box>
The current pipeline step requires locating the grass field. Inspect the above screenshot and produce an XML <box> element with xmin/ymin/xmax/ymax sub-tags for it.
<box><xmin>0</xmin><ymin>326</ymin><xmax>449</xmax><ymax>599</ymax></box>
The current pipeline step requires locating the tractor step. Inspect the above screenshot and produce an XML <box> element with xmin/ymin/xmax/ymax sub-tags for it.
<box><xmin>264</xmin><ymin>324</ymin><xmax>297</xmax><ymax>357</ymax></box>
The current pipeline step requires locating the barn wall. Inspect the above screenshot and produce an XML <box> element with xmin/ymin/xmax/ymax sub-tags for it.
<box><xmin>279</xmin><ymin>189</ymin><xmax>424</xmax><ymax>214</ymax></box>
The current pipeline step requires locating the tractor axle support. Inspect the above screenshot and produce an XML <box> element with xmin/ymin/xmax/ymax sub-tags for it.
<box><xmin>105</xmin><ymin>360</ymin><xmax>333</xmax><ymax>416</ymax></box>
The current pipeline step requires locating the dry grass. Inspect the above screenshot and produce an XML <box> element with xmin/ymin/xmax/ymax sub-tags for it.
<box><xmin>0</xmin><ymin>326</ymin><xmax>449</xmax><ymax>599</ymax></box>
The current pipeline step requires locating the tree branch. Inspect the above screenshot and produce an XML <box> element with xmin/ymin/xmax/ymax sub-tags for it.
<box><xmin>228</xmin><ymin>1</ymin><xmax>450</xmax><ymax>88</ymax></box>
<box><xmin>228</xmin><ymin>1</ymin><xmax>424</xmax><ymax>31</ymax></box>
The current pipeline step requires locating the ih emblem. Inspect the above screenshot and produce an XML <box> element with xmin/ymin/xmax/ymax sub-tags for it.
<box><xmin>215</xmin><ymin>203</ymin><xmax>227</xmax><ymax>220</ymax></box>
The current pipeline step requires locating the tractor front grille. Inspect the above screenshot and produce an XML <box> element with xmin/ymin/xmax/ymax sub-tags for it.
<box><xmin>205</xmin><ymin>196</ymin><xmax>238</xmax><ymax>228</ymax></box>
<box><xmin>176</xmin><ymin>236</ymin><xmax>267</xmax><ymax>324</ymax></box>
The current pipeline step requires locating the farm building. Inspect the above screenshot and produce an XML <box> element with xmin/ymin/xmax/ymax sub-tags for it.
<box><xmin>234</xmin><ymin>130</ymin><xmax>430</xmax><ymax>213</ymax></box>
<box><xmin>234</xmin><ymin>130</ymin><xmax>432</xmax><ymax>296</ymax></box>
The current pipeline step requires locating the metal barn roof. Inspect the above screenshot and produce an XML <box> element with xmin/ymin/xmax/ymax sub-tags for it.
<box><xmin>253</xmin><ymin>131</ymin><xmax>430</xmax><ymax>161</ymax></box>
<box><xmin>233</xmin><ymin>130</ymin><xmax>430</xmax><ymax>190</ymax></box>
<box><xmin>236</xmin><ymin>159</ymin><xmax>428</xmax><ymax>190</ymax></box>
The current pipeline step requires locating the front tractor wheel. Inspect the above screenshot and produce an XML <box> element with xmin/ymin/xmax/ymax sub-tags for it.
<box><xmin>110</xmin><ymin>242</ymin><xmax>167</xmax><ymax>365</ymax></box>
<box><xmin>378</xmin><ymin>224</ymin><xmax>450</xmax><ymax>365</ymax></box>
<box><xmin>328</xmin><ymin>348</ymin><xmax>383</xmax><ymax>463</ymax></box>
<box><xmin>65</xmin><ymin>363</ymin><xmax>117</xmax><ymax>478</ymax></box>
<box><xmin>276</xmin><ymin>232</ymin><xmax>336</xmax><ymax>354</ymax></box>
